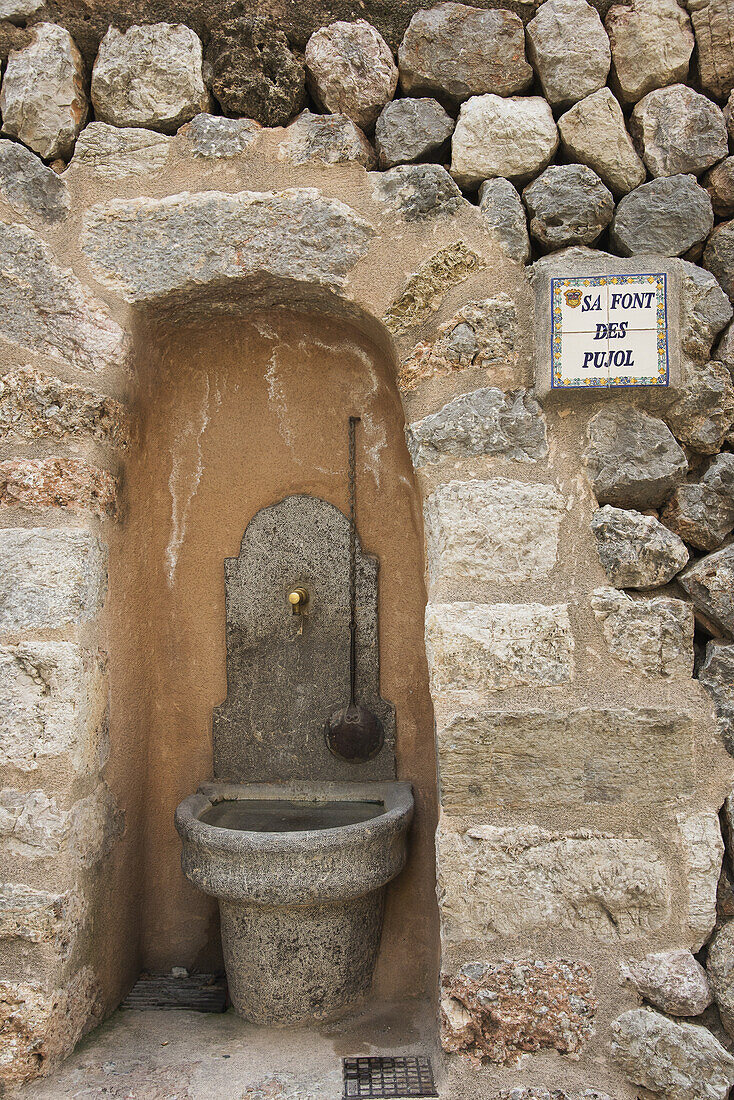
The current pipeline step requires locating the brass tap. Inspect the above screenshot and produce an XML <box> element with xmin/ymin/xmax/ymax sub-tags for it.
<box><xmin>288</xmin><ymin>588</ymin><xmax>309</xmax><ymax>613</ymax></box>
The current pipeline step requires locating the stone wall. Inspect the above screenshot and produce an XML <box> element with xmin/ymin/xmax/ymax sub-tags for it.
<box><xmin>0</xmin><ymin>1</ymin><xmax>733</xmax><ymax>1097</ymax></box>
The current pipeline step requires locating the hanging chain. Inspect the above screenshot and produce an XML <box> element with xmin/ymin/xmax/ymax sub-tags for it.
<box><xmin>348</xmin><ymin>416</ymin><xmax>360</xmax><ymax>709</ymax></box>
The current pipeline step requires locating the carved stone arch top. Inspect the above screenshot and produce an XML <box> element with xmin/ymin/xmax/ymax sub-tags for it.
<box><xmin>213</xmin><ymin>494</ymin><xmax>396</xmax><ymax>783</ymax></box>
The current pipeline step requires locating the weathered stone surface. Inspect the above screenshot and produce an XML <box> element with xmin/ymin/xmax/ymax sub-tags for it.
<box><xmin>558</xmin><ymin>87</ymin><xmax>646</xmax><ymax>197</ymax></box>
<box><xmin>726</xmin><ymin>90</ymin><xmax>734</xmax><ymax>139</ymax></box>
<box><xmin>0</xmin><ymin>530</ymin><xmax>107</xmax><ymax>633</ymax></box>
<box><xmin>495</xmin><ymin>1093</ymin><xmax>612</xmax><ymax>1100</ymax></box>
<box><xmin>718</xmin><ymin>321</ymin><xmax>734</xmax><ymax>370</ymax></box>
<box><xmin>0</xmin><ymin>221</ymin><xmax>125</xmax><ymax>373</ymax></box>
<box><xmin>705</xmin><ymin>157</ymin><xmax>734</xmax><ymax>218</ymax></box>
<box><xmin>70</xmin><ymin>122</ymin><xmax>171</xmax><ymax>179</ymax></box>
<box><xmin>0</xmin><ymin>366</ymin><xmax>127</xmax><ymax>446</ymax></box>
<box><xmin>611</xmin><ymin>175</ymin><xmax>714</xmax><ymax>258</ymax></box>
<box><xmin>677</xmin><ymin>812</ymin><xmax>724</xmax><ymax>949</ymax></box>
<box><xmin>206</xmin><ymin>14</ymin><xmax>304</xmax><ymax>127</ymax></box>
<box><xmin>424</xmin><ymin>479</ymin><xmax>564</xmax><ymax>590</ymax></box>
<box><xmin>591</xmin><ymin>505</ymin><xmax>688</xmax><ymax>589</ymax></box>
<box><xmin>0</xmin><ymin>968</ymin><xmax>102</xmax><ymax>1089</ymax></box>
<box><xmin>0</xmin><ymin>882</ymin><xmax>82</xmax><ymax>957</ymax></box>
<box><xmin>436</xmin><ymin>706</ymin><xmax>696</xmax><ymax>812</ymax></box>
<box><xmin>426</xmin><ymin>602</ymin><xmax>573</xmax><ymax>694</ymax></box>
<box><xmin>180</xmin><ymin>114</ymin><xmax>260</xmax><ymax>159</ymax></box>
<box><xmin>407</xmin><ymin>387</ymin><xmax>546</xmax><ymax>465</ymax></box>
<box><xmin>398</xmin><ymin>3</ymin><xmax>532</xmax><ymax>103</ymax></box>
<box><xmin>526</xmin><ymin>0</ymin><xmax>610</xmax><ymax>110</ymax></box>
<box><xmin>662</xmin><ymin>468</ymin><xmax>734</xmax><ymax>552</ymax></box>
<box><xmin>82</xmin><ymin>190</ymin><xmax>375</xmax><ymax>303</ymax></box>
<box><xmin>623</xmin><ymin>951</ymin><xmax>712</xmax><ymax>1016</ymax></box>
<box><xmin>705</xmin><ymin>220</ymin><xmax>734</xmax><ymax>304</ymax></box>
<box><xmin>666</xmin><ymin>360</ymin><xmax>734</xmax><ymax>453</ymax></box>
<box><xmin>689</xmin><ymin>0</ymin><xmax>734</xmax><ymax>101</ymax></box>
<box><xmin>374</xmin><ymin>97</ymin><xmax>453</xmax><ymax>169</ymax></box>
<box><xmin>0</xmin><ymin>459</ymin><xmax>116</xmax><ymax>518</ymax></box>
<box><xmin>611</xmin><ymin>1008</ymin><xmax>734</xmax><ymax>1100</ymax></box>
<box><xmin>708</xmin><ymin>921</ymin><xmax>734</xmax><ymax>1037</ymax></box>
<box><xmin>437</xmin><ymin>820</ymin><xmax>670</xmax><ymax>942</ymax></box>
<box><xmin>478</xmin><ymin>178</ymin><xmax>530</xmax><ymax>263</ymax></box>
<box><xmin>630</xmin><ymin>84</ymin><xmax>729</xmax><ymax>178</ymax></box>
<box><xmin>0</xmin><ymin>141</ymin><xmax>68</xmax><ymax>222</ymax></box>
<box><xmin>371</xmin><ymin>164</ymin><xmax>463</xmax><ymax>221</ymax></box>
<box><xmin>451</xmin><ymin>94</ymin><xmax>558</xmax><ymax>187</ymax></box>
<box><xmin>0</xmin><ymin>23</ymin><xmax>87</xmax><ymax>160</ymax></box>
<box><xmin>523</xmin><ymin>164</ymin><xmax>614</xmax><ymax>250</ymax></box>
<box><xmin>0</xmin><ymin>783</ymin><xmax>121</xmax><ymax>864</ymax></box>
<box><xmin>0</xmin><ymin>0</ymin><xmax>43</xmax><ymax>22</ymax></box>
<box><xmin>91</xmin><ymin>23</ymin><xmax>210</xmax><ymax>133</ymax></box>
<box><xmin>0</xmin><ymin>641</ymin><xmax>107</xmax><ymax>774</ymax></box>
<box><xmin>585</xmin><ymin>405</ymin><xmax>688</xmax><ymax>509</ymax></box>
<box><xmin>699</xmin><ymin>642</ymin><xmax>734</xmax><ymax>754</ymax></box>
<box><xmin>305</xmin><ymin>20</ymin><xmax>397</xmax><ymax>130</ymax></box>
<box><xmin>282</xmin><ymin>111</ymin><xmax>376</xmax><ymax>168</ymax></box>
<box><xmin>682</xmin><ymin>258</ymin><xmax>734</xmax><ymax>362</ymax></box>
<box><xmin>681</xmin><ymin>544</ymin><xmax>734</xmax><ymax>635</ymax></box>
<box><xmin>605</xmin><ymin>0</ymin><xmax>694</xmax><ymax>104</ymax></box>
<box><xmin>441</xmin><ymin>960</ymin><xmax>595</xmax><ymax>1065</ymax></box>
<box><xmin>398</xmin><ymin>296</ymin><xmax>518</xmax><ymax>388</ymax></box>
<box><xmin>383</xmin><ymin>242</ymin><xmax>482</xmax><ymax>334</ymax></box>
<box><xmin>591</xmin><ymin>588</ymin><xmax>694</xmax><ymax>677</ymax></box>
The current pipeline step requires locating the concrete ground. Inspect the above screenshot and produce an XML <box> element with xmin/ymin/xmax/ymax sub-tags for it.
<box><xmin>25</xmin><ymin>999</ymin><xmax>439</xmax><ymax>1099</ymax></box>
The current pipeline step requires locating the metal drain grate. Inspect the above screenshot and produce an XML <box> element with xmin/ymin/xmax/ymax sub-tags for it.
<box><xmin>342</xmin><ymin>1056</ymin><xmax>437</xmax><ymax>1098</ymax></box>
<box><xmin>120</xmin><ymin>973</ymin><xmax>227</xmax><ymax>1013</ymax></box>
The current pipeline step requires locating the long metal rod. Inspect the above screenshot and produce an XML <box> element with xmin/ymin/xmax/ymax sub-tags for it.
<box><xmin>348</xmin><ymin>416</ymin><xmax>360</xmax><ymax>711</ymax></box>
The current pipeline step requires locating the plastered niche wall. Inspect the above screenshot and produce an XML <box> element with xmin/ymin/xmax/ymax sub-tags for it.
<box><xmin>110</xmin><ymin>307</ymin><xmax>439</xmax><ymax>995</ymax></box>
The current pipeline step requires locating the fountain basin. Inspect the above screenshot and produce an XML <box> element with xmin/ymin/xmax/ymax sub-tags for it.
<box><xmin>175</xmin><ymin>779</ymin><xmax>413</xmax><ymax>1024</ymax></box>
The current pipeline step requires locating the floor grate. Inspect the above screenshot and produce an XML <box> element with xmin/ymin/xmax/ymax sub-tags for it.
<box><xmin>120</xmin><ymin>973</ymin><xmax>227</xmax><ymax>1013</ymax></box>
<box><xmin>342</xmin><ymin>1056</ymin><xmax>438</xmax><ymax>1098</ymax></box>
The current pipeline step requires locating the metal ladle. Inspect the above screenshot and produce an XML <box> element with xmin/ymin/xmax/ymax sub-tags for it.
<box><xmin>324</xmin><ymin>416</ymin><xmax>384</xmax><ymax>763</ymax></box>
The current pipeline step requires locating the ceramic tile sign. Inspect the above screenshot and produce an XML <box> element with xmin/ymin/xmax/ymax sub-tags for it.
<box><xmin>550</xmin><ymin>272</ymin><xmax>669</xmax><ymax>390</ymax></box>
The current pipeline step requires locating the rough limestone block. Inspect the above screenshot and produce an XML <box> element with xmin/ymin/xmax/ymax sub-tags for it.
<box><xmin>0</xmin><ymin>968</ymin><xmax>101</xmax><ymax>1090</ymax></box>
<box><xmin>622</xmin><ymin>950</ymin><xmax>713</xmax><ymax>1016</ymax></box>
<box><xmin>435</xmin><ymin>706</ymin><xmax>695</xmax><ymax>813</ymax></box>
<box><xmin>371</xmin><ymin>165</ymin><xmax>463</xmax><ymax>222</ymax></box>
<box><xmin>0</xmin><ymin>459</ymin><xmax>116</xmax><ymax>518</ymax></box>
<box><xmin>0</xmin><ymin>23</ymin><xmax>88</xmax><ymax>160</ymax></box>
<box><xmin>374</xmin><ymin>98</ymin><xmax>454</xmax><ymax>169</ymax></box>
<box><xmin>661</xmin><ymin>482</ymin><xmax>734</xmax><ymax>553</ymax></box>
<box><xmin>398</xmin><ymin>2</ymin><xmax>532</xmax><ymax>103</ymax></box>
<box><xmin>611</xmin><ymin>1008</ymin><xmax>734</xmax><ymax>1100</ymax></box>
<box><xmin>0</xmin><ymin>0</ymin><xmax>43</xmax><ymax>22</ymax></box>
<box><xmin>0</xmin><ymin>222</ymin><xmax>125</xmax><ymax>374</ymax></box>
<box><xmin>70</xmin><ymin>123</ymin><xmax>171</xmax><ymax>180</ymax></box>
<box><xmin>205</xmin><ymin>15</ymin><xmax>304</xmax><ymax>127</ymax></box>
<box><xmin>591</xmin><ymin>505</ymin><xmax>689</xmax><ymax>589</ymax></box>
<box><xmin>680</xmin><ymin>544</ymin><xmax>734</xmax><ymax>635</ymax></box>
<box><xmin>630</xmin><ymin>84</ymin><xmax>729</xmax><ymax>178</ymax></box>
<box><xmin>0</xmin><ymin>529</ymin><xmax>107</xmax><ymax>632</ymax></box>
<box><xmin>526</xmin><ymin>0</ymin><xmax>611</xmax><ymax>110</ymax></box>
<box><xmin>584</xmin><ymin>405</ymin><xmax>688</xmax><ymax>509</ymax></box>
<box><xmin>406</xmin><ymin>387</ymin><xmax>547</xmax><ymax>466</ymax></box>
<box><xmin>665</xmin><ymin>360</ymin><xmax>734</xmax><ymax>454</ymax></box>
<box><xmin>0</xmin><ymin>366</ymin><xmax>127</xmax><ymax>447</ymax></box>
<box><xmin>677</xmin><ymin>812</ymin><xmax>724</xmax><ymax>950</ymax></box>
<box><xmin>523</xmin><ymin>163</ymin><xmax>614</xmax><ymax>250</ymax></box>
<box><xmin>424</xmin><ymin>479</ymin><xmax>565</xmax><ymax>591</ymax></box>
<box><xmin>0</xmin><ymin>642</ymin><xmax>107</xmax><ymax>775</ymax></box>
<box><xmin>437</xmin><ymin>819</ymin><xmax>670</xmax><ymax>943</ymax></box>
<box><xmin>681</xmin><ymin>259</ymin><xmax>733</xmax><ymax>362</ymax></box>
<box><xmin>591</xmin><ymin>587</ymin><xmax>694</xmax><ymax>678</ymax></box>
<box><xmin>425</xmin><ymin>602</ymin><xmax>573</xmax><ymax>694</ymax></box>
<box><xmin>707</xmin><ymin>920</ymin><xmax>734</xmax><ymax>1037</ymax></box>
<box><xmin>605</xmin><ymin>0</ymin><xmax>694</xmax><ymax>104</ymax></box>
<box><xmin>82</xmin><ymin>190</ymin><xmax>375</xmax><ymax>303</ymax></box>
<box><xmin>398</xmin><ymin>297</ymin><xmax>517</xmax><ymax>391</ymax></box>
<box><xmin>610</xmin><ymin>175</ymin><xmax>714</xmax><ymax>258</ymax></box>
<box><xmin>180</xmin><ymin>114</ymin><xmax>261</xmax><ymax>159</ymax></box>
<box><xmin>689</xmin><ymin>0</ymin><xmax>734</xmax><ymax>101</ymax></box>
<box><xmin>705</xmin><ymin>157</ymin><xmax>734</xmax><ymax>218</ymax></box>
<box><xmin>91</xmin><ymin>23</ymin><xmax>210</xmax><ymax>133</ymax></box>
<box><xmin>0</xmin><ymin>783</ymin><xmax>122</xmax><ymax>866</ymax></box>
<box><xmin>558</xmin><ymin>87</ymin><xmax>646</xmax><ymax>197</ymax></box>
<box><xmin>0</xmin><ymin>141</ymin><xmax>68</xmax><ymax>222</ymax></box>
<box><xmin>451</xmin><ymin>94</ymin><xmax>558</xmax><ymax>188</ymax></box>
<box><xmin>705</xmin><ymin>220</ymin><xmax>734</xmax><ymax>305</ymax></box>
<box><xmin>0</xmin><ymin>882</ymin><xmax>83</xmax><ymax>959</ymax></box>
<box><xmin>699</xmin><ymin>643</ymin><xmax>734</xmax><ymax>754</ymax></box>
<box><xmin>478</xmin><ymin>178</ymin><xmax>530</xmax><ymax>264</ymax></box>
<box><xmin>441</xmin><ymin>959</ymin><xmax>596</xmax><ymax>1064</ymax></box>
<box><xmin>282</xmin><ymin>111</ymin><xmax>376</xmax><ymax>168</ymax></box>
<box><xmin>305</xmin><ymin>20</ymin><xmax>398</xmax><ymax>130</ymax></box>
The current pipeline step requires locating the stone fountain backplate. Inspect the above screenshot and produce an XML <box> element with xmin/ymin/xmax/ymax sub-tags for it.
<box><xmin>213</xmin><ymin>494</ymin><xmax>396</xmax><ymax>782</ymax></box>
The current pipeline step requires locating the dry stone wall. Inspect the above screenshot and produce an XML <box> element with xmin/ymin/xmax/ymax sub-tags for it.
<box><xmin>0</xmin><ymin>1</ymin><xmax>733</xmax><ymax>1097</ymax></box>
